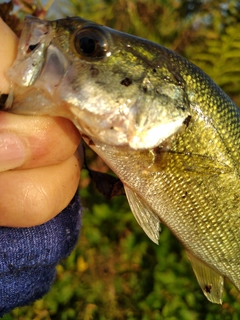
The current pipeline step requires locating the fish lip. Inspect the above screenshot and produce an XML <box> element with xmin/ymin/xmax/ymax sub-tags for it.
<box><xmin>21</xmin><ymin>15</ymin><xmax>51</xmax><ymax>51</ymax></box>
<box><xmin>7</xmin><ymin>15</ymin><xmax>53</xmax><ymax>88</ymax></box>
<box><xmin>6</xmin><ymin>16</ymin><xmax>70</xmax><ymax>113</ymax></box>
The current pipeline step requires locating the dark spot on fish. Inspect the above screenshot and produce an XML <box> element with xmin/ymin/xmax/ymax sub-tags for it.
<box><xmin>81</xmin><ymin>133</ymin><xmax>95</xmax><ymax>146</ymax></box>
<box><xmin>172</xmin><ymin>70</ymin><xmax>184</xmax><ymax>86</ymax></box>
<box><xmin>90</xmin><ymin>65</ymin><xmax>99</xmax><ymax>77</ymax></box>
<box><xmin>183</xmin><ymin>115</ymin><xmax>191</xmax><ymax>127</ymax></box>
<box><xmin>182</xmin><ymin>191</ymin><xmax>188</xmax><ymax>199</ymax></box>
<box><xmin>204</xmin><ymin>284</ymin><xmax>212</xmax><ymax>293</ymax></box>
<box><xmin>152</xmin><ymin>146</ymin><xmax>170</xmax><ymax>170</ymax></box>
<box><xmin>121</xmin><ymin>77</ymin><xmax>132</xmax><ymax>87</ymax></box>
<box><xmin>143</xmin><ymin>87</ymin><xmax>147</xmax><ymax>93</ymax></box>
<box><xmin>176</xmin><ymin>104</ymin><xmax>186</xmax><ymax>112</ymax></box>
<box><xmin>153</xmin><ymin>68</ymin><xmax>157</xmax><ymax>73</ymax></box>
<box><xmin>153</xmin><ymin>146</ymin><xmax>162</xmax><ymax>155</ymax></box>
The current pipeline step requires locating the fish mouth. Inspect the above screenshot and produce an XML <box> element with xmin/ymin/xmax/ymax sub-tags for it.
<box><xmin>8</xmin><ymin>16</ymin><xmax>53</xmax><ymax>88</ymax></box>
<box><xmin>6</xmin><ymin>16</ymin><xmax>70</xmax><ymax>115</ymax></box>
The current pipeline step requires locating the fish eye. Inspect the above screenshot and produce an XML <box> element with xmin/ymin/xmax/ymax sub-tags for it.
<box><xmin>74</xmin><ymin>27</ymin><xmax>109</xmax><ymax>59</ymax></box>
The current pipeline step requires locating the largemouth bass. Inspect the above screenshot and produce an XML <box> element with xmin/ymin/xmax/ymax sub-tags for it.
<box><xmin>5</xmin><ymin>16</ymin><xmax>240</xmax><ymax>304</ymax></box>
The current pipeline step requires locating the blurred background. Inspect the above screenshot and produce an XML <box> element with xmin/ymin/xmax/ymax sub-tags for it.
<box><xmin>2</xmin><ymin>0</ymin><xmax>240</xmax><ymax>319</ymax></box>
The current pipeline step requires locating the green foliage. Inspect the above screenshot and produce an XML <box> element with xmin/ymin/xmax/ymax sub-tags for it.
<box><xmin>185</xmin><ymin>20</ymin><xmax>240</xmax><ymax>106</ymax></box>
<box><xmin>5</xmin><ymin>0</ymin><xmax>240</xmax><ymax>319</ymax></box>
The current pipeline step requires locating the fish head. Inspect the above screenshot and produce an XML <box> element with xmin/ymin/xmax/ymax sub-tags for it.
<box><xmin>7</xmin><ymin>15</ymin><xmax>190</xmax><ymax>149</ymax></box>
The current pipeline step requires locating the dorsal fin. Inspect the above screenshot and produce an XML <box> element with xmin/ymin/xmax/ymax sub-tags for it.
<box><xmin>186</xmin><ymin>251</ymin><xmax>224</xmax><ymax>304</ymax></box>
<box><xmin>124</xmin><ymin>186</ymin><xmax>160</xmax><ymax>244</ymax></box>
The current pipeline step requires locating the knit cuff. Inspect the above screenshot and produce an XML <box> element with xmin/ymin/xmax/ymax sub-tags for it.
<box><xmin>0</xmin><ymin>192</ymin><xmax>81</xmax><ymax>316</ymax></box>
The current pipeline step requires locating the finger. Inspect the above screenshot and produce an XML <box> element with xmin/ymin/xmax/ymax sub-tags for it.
<box><xmin>0</xmin><ymin>18</ymin><xmax>18</xmax><ymax>93</ymax></box>
<box><xmin>0</xmin><ymin>112</ymin><xmax>81</xmax><ymax>171</ymax></box>
<box><xmin>0</xmin><ymin>153</ymin><xmax>81</xmax><ymax>227</ymax></box>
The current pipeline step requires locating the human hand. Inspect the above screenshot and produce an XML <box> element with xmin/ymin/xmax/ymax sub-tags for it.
<box><xmin>0</xmin><ymin>18</ymin><xmax>82</xmax><ymax>227</ymax></box>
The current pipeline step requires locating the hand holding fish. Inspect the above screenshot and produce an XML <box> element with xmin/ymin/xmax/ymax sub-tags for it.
<box><xmin>0</xmin><ymin>18</ymin><xmax>81</xmax><ymax>227</ymax></box>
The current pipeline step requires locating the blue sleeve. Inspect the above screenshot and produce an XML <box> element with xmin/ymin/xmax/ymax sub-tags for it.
<box><xmin>0</xmin><ymin>192</ymin><xmax>82</xmax><ymax>317</ymax></box>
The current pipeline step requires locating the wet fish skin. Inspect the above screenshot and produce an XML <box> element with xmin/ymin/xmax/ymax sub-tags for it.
<box><xmin>6</xmin><ymin>16</ymin><xmax>240</xmax><ymax>304</ymax></box>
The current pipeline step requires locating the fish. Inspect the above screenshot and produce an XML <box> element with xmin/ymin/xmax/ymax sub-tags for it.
<box><xmin>5</xmin><ymin>15</ymin><xmax>240</xmax><ymax>304</ymax></box>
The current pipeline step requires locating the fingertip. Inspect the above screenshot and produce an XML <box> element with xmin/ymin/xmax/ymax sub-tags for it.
<box><xmin>0</xmin><ymin>154</ymin><xmax>81</xmax><ymax>227</ymax></box>
<box><xmin>0</xmin><ymin>112</ymin><xmax>81</xmax><ymax>169</ymax></box>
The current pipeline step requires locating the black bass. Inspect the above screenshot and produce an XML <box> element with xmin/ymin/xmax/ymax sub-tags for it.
<box><xmin>5</xmin><ymin>16</ymin><xmax>240</xmax><ymax>304</ymax></box>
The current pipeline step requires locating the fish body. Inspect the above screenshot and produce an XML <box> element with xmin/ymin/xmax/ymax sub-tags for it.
<box><xmin>6</xmin><ymin>16</ymin><xmax>240</xmax><ymax>303</ymax></box>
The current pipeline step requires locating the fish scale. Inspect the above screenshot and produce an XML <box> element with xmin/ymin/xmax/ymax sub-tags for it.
<box><xmin>5</xmin><ymin>15</ymin><xmax>240</xmax><ymax>304</ymax></box>
<box><xmin>90</xmin><ymin>139</ymin><xmax>240</xmax><ymax>301</ymax></box>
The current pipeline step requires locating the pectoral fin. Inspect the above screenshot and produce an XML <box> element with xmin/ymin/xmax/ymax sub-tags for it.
<box><xmin>124</xmin><ymin>186</ymin><xmax>160</xmax><ymax>244</ymax></box>
<box><xmin>186</xmin><ymin>251</ymin><xmax>224</xmax><ymax>304</ymax></box>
